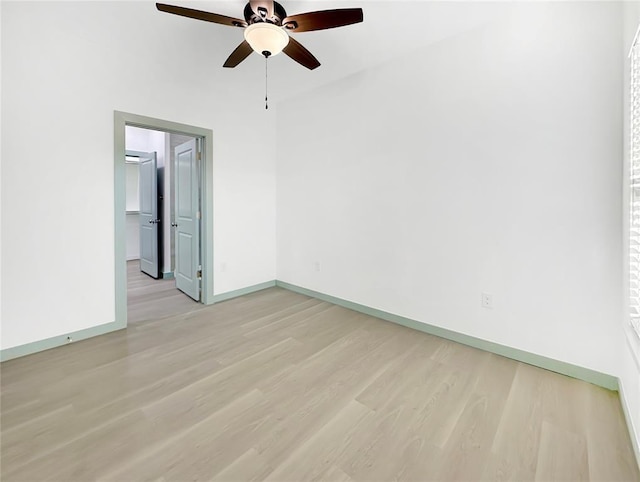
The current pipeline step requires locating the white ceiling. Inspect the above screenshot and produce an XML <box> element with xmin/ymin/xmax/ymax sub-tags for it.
<box><xmin>155</xmin><ymin>1</ymin><xmax>512</xmax><ymax>100</ymax></box>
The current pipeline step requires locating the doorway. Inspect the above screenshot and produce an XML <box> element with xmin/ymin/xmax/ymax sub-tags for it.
<box><xmin>114</xmin><ymin>111</ymin><xmax>214</xmax><ymax>328</ymax></box>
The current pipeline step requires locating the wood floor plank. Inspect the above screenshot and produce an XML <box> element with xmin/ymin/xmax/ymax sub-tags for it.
<box><xmin>211</xmin><ymin>448</ymin><xmax>275</xmax><ymax>482</ymax></box>
<box><xmin>100</xmin><ymin>388</ymin><xmax>273</xmax><ymax>481</ymax></box>
<box><xmin>1</xmin><ymin>355</ymin><xmax>225</xmax><ymax>470</ymax></box>
<box><xmin>435</xmin><ymin>354</ymin><xmax>517</xmax><ymax>481</ymax></box>
<box><xmin>1</xmin><ymin>265</ymin><xmax>638</xmax><ymax>481</ymax></box>
<box><xmin>264</xmin><ymin>399</ymin><xmax>375</xmax><ymax>482</ymax></box>
<box><xmin>534</xmin><ymin>420</ymin><xmax>590</xmax><ymax>481</ymax></box>
<box><xmin>3</xmin><ymin>407</ymin><xmax>159</xmax><ymax>480</ymax></box>
<box><xmin>316</xmin><ymin>464</ymin><xmax>355</xmax><ymax>482</ymax></box>
<box><xmin>541</xmin><ymin>369</ymin><xmax>591</xmax><ymax>437</ymax></box>
<box><xmin>484</xmin><ymin>363</ymin><xmax>547</xmax><ymax>481</ymax></box>
<box><xmin>354</xmin><ymin>336</ymin><xmax>440</xmax><ymax>412</ymax></box>
<box><xmin>254</xmin><ymin>326</ymin><xmax>409</xmax><ymax>468</ymax></box>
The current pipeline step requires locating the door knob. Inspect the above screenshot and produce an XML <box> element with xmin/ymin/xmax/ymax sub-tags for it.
<box><xmin>149</xmin><ymin>219</ymin><xmax>161</xmax><ymax>224</ymax></box>
<box><xmin>171</xmin><ymin>222</ymin><xmax>178</xmax><ymax>227</ymax></box>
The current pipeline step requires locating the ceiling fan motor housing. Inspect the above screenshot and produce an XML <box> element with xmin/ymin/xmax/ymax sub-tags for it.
<box><xmin>244</xmin><ymin>1</ymin><xmax>287</xmax><ymax>26</ymax></box>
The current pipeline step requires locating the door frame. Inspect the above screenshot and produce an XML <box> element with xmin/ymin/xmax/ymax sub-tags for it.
<box><xmin>114</xmin><ymin>111</ymin><xmax>214</xmax><ymax>327</ymax></box>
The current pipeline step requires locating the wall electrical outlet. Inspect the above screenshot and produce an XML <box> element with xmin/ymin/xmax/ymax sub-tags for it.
<box><xmin>481</xmin><ymin>293</ymin><xmax>493</xmax><ymax>309</ymax></box>
<box><xmin>314</xmin><ymin>261</ymin><xmax>321</xmax><ymax>272</ymax></box>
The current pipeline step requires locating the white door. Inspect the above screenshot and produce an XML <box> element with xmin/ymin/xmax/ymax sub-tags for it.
<box><xmin>174</xmin><ymin>139</ymin><xmax>200</xmax><ymax>301</ymax></box>
<box><xmin>139</xmin><ymin>152</ymin><xmax>160</xmax><ymax>278</ymax></box>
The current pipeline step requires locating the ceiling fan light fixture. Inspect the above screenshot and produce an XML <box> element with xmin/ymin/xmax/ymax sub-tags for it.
<box><xmin>243</xmin><ymin>22</ymin><xmax>289</xmax><ymax>57</ymax></box>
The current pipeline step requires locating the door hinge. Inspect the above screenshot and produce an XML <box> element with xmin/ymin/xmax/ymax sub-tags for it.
<box><xmin>197</xmin><ymin>151</ymin><xmax>202</xmax><ymax>161</ymax></box>
<box><xmin>197</xmin><ymin>265</ymin><xmax>202</xmax><ymax>279</ymax></box>
<box><xmin>196</xmin><ymin>211</ymin><xmax>201</xmax><ymax>220</ymax></box>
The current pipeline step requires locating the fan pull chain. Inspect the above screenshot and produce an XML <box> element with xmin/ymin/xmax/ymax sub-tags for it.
<box><xmin>265</xmin><ymin>56</ymin><xmax>269</xmax><ymax>110</ymax></box>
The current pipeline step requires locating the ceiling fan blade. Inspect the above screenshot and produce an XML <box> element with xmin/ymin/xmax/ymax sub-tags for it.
<box><xmin>156</xmin><ymin>3</ymin><xmax>247</xmax><ymax>28</ymax></box>
<box><xmin>283</xmin><ymin>37</ymin><xmax>320</xmax><ymax>70</ymax></box>
<box><xmin>282</xmin><ymin>8</ymin><xmax>363</xmax><ymax>33</ymax></box>
<box><xmin>223</xmin><ymin>41</ymin><xmax>253</xmax><ymax>68</ymax></box>
<box><xmin>249</xmin><ymin>0</ymin><xmax>274</xmax><ymax>19</ymax></box>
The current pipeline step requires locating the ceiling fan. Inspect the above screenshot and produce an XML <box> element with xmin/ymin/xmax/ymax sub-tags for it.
<box><xmin>156</xmin><ymin>1</ymin><xmax>364</xmax><ymax>70</ymax></box>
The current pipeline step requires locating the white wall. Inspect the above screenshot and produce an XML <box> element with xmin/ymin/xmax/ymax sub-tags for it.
<box><xmin>277</xmin><ymin>2</ymin><xmax>623</xmax><ymax>376</ymax></box>
<box><xmin>621</xmin><ymin>0</ymin><xmax>640</xmax><ymax>462</ymax></box>
<box><xmin>125</xmin><ymin>126</ymin><xmax>166</xmax><ymax>263</ymax></box>
<box><xmin>125</xmin><ymin>163</ymin><xmax>140</xmax><ymax>213</ymax></box>
<box><xmin>125</xmin><ymin>161</ymin><xmax>140</xmax><ymax>261</ymax></box>
<box><xmin>1</xmin><ymin>1</ymin><xmax>277</xmax><ymax>350</ymax></box>
<box><xmin>125</xmin><ymin>213</ymin><xmax>140</xmax><ymax>261</ymax></box>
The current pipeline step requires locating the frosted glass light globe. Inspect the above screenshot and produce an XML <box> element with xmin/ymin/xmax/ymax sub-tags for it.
<box><xmin>244</xmin><ymin>22</ymin><xmax>290</xmax><ymax>57</ymax></box>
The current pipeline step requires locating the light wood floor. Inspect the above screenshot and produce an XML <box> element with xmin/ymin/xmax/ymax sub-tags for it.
<box><xmin>1</xmin><ymin>274</ymin><xmax>638</xmax><ymax>481</ymax></box>
<box><xmin>127</xmin><ymin>260</ymin><xmax>203</xmax><ymax>324</ymax></box>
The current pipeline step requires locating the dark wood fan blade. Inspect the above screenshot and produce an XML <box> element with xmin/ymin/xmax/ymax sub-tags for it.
<box><xmin>156</xmin><ymin>3</ymin><xmax>247</xmax><ymax>28</ymax></box>
<box><xmin>249</xmin><ymin>0</ymin><xmax>274</xmax><ymax>19</ymax></box>
<box><xmin>223</xmin><ymin>40</ymin><xmax>254</xmax><ymax>68</ymax></box>
<box><xmin>282</xmin><ymin>8</ymin><xmax>363</xmax><ymax>32</ymax></box>
<box><xmin>283</xmin><ymin>37</ymin><xmax>320</xmax><ymax>70</ymax></box>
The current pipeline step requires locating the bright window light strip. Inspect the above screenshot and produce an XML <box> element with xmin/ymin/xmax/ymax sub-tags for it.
<box><xmin>630</xmin><ymin>36</ymin><xmax>640</xmax><ymax>339</ymax></box>
<box><xmin>628</xmin><ymin>22</ymin><xmax>640</xmax><ymax>58</ymax></box>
